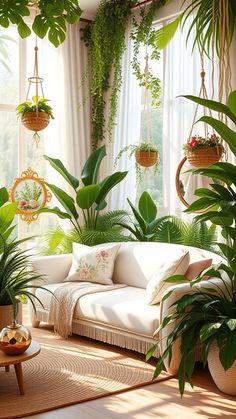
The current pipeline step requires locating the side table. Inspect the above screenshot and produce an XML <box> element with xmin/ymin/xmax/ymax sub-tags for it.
<box><xmin>0</xmin><ymin>340</ymin><xmax>41</xmax><ymax>395</ymax></box>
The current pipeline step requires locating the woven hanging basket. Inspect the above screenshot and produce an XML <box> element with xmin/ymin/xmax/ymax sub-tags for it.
<box><xmin>186</xmin><ymin>145</ymin><xmax>223</xmax><ymax>168</ymax></box>
<box><xmin>22</xmin><ymin>111</ymin><xmax>50</xmax><ymax>132</ymax></box>
<box><xmin>135</xmin><ymin>150</ymin><xmax>158</xmax><ymax>168</ymax></box>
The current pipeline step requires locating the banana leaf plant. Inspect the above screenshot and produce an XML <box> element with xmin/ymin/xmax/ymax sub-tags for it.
<box><xmin>0</xmin><ymin>187</ymin><xmax>18</xmax><ymax>252</ymax></box>
<box><xmin>38</xmin><ymin>145</ymin><xmax>128</xmax><ymax>234</ymax></box>
<box><xmin>147</xmin><ymin>90</ymin><xmax>236</xmax><ymax>396</ymax></box>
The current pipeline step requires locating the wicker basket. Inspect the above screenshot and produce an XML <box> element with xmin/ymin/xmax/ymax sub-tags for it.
<box><xmin>22</xmin><ymin>111</ymin><xmax>50</xmax><ymax>132</ymax></box>
<box><xmin>135</xmin><ymin>150</ymin><xmax>158</xmax><ymax>168</ymax></box>
<box><xmin>186</xmin><ymin>145</ymin><xmax>223</xmax><ymax>168</ymax></box>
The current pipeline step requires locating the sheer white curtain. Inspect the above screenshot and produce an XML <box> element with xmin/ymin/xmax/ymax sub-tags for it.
<box><xmin>103</xmin><ymin>20</ymin><xmax>141</xmax><ymax>212</ymax></box>
<box><xmin>42</xmin><ymin>23</ymin><xmax>91</xmax><ymax>188</ymax></box>
<box><xmin>162</xmin><ymin>18</ymin><xmax>218</xmax><ymax>217</ymax></box>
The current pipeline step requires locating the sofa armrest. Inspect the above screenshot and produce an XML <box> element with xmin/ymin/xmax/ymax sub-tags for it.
<box><xmin>31</xmin><ymin>253</ymin><xmax>72</xmax><ymax>285</ymax></box>
<box><xmin>159</xmin><ymin>276</ymin><xmax>229</xmax><ymax>375</ymax></box>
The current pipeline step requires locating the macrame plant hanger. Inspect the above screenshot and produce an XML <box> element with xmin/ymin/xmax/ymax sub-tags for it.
<box><xmin>25</xmin><ymin>38</ymin><xmax>46</xmax><ymax>146</ymax></box>
<box><xmin>186</xmin><ymin>56</ymin><xmax>225</xmax><ymax>167</ymax></box>
<box><xmin>136</xmin><ymin>51</ymin><xmax>159</xmax><ymax>173</ymax></box>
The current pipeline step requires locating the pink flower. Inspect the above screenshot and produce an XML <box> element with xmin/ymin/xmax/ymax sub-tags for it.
<box><xmin>189</xmin><ymin>138</ymin><xmax>199</xmax><ymax>148</ymax></box>
<box><xmin>79</xmin><ymin>268</ymin><xmax>90</xmax><ymax>279</ymax></box>
<box><xmin>100</xmin><ymin>250</ymin><xmax>108</xmax><ymax>258</ymax></box>
<box><xmin>19</xmin><ymin>200</ymin><xmax>28</xmax><ymax>207</ymax></box>
<box><xmin>211</xmin><ymin>133</ymin><xmax>217</xmax><ymax>140</ymax></box>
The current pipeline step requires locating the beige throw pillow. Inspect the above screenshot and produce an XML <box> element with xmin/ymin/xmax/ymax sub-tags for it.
<box><xmin>185</xmin><ymin>258</ymin><xmax>212</xmax><ymax>281</ymax></box>
<box><xmin>65</xmin><ymin>243</ymin><xmax>121</xmax><ymax>285</ymax></box>
<box><xmin>146</xmin><ymin>250</ymin><xmax>190</xmax><ymax>305</ymax></box>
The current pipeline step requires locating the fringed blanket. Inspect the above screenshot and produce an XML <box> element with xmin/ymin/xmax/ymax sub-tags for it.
<box><xmin>49</xmin><ymin>282</ymin><xmax>126</xmax><ymax>338</ymax></box>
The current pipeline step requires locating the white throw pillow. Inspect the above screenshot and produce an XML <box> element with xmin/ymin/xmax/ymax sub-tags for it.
<box><xmin>65</xmin><ymin>243</ymin><xmax>121</xmax><ymax>285</ymax></box>
<box><xmin>146</xmin><ymin>250</ymin><xmax>190</xmax><ymax>305</ymax></box>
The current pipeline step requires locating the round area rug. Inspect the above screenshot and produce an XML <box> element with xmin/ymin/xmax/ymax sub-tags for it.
<box><xmin>0</xmin><ymin>325</ymin><xmax>171</xmax><ymax>419</ymax></box>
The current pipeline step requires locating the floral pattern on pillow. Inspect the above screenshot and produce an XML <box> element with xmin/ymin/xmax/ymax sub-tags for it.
<box><xmin>65</xmin><ymin>243</ymin><xmax>121</xmax><ymax>285</ymax></box>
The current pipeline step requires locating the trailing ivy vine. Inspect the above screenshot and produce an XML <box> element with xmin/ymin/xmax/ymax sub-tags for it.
<box><xmin>0</xmin><ymin>0</ymin><xmax>82</xmax><ymax>47</ymax></box>
<box><xmin>131</xmin><ymin>0</ymin><xmax>167</xmax><ymax>108</ymax></box>
<box><xmin>81</xmin><ymin>0</ymin><xmax>137</xmax><ymax>149</ymax></box>
<box><xmin>82</xmin><ymin>0</ymin><xmax>168</xmax><ymax>149</ymax></box>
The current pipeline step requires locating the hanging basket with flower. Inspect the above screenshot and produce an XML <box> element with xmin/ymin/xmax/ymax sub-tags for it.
<box><xmin>183</xmin><ymin>133</ymin><xmax>224</xmax><ymax>167</ymax></box>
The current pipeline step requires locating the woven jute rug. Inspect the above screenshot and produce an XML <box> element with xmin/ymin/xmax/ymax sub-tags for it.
<box><xmin>0</xmin><ymin>325</ymin><xmax>172</xmax><ymax>419</ymax></box>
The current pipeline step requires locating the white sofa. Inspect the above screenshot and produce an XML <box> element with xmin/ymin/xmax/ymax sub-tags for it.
<box><xmin>30</xmin><ymin>242</ymin><xmax>223</xmax><ymax>373</ymax></box>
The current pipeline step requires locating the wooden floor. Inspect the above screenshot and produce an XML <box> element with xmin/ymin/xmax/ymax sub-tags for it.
<box><xmin>23</xmin><ymin>309</ymin><xmax>236</xmax><ymax>419</ymax></box>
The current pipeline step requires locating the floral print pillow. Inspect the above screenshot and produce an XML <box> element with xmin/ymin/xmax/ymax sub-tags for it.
<box><xmin>65</xmin><ymin>243</ymin><xmax>121</xmax><ymax>285</ymax></box>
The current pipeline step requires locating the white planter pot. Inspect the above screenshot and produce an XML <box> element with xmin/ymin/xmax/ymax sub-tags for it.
<box><xmin>208</xmin><ymin>340</ymin><xmax>236</xmax><ymax>395</ymax></box>
<box><xmin>0</xmin><ymin>302</ymin><xmax>23</xmax><ymax>331</ymax></box>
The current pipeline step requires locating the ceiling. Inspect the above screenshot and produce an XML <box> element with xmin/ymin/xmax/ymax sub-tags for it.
<box><xmin>79</xmin><ymin>0</ymin><xmax>100</xmax><ymax>18</ymax></box>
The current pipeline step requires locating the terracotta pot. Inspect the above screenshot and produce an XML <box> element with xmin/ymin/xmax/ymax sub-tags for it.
<box><xmin>22</xmin><ymin>111</ymin><xmax>50</xmax><ymax>132</ymax></box>
<box><xmin>208</xmin><ymin>340</ymin><xmax>236</xmax><ymax>395</ymax></box>
<box><xmin>135</xmin><ymin>150</ymin><xmax>158</xmax><ymax>168</ymax></box>
<box><xmin>186</xmin><ymin>145</ymin><xmax>223</xmax><ymax>168</ymax></box>
<box><xmin>0</xmin><ymin>302</ymin><xmax>22</xmax><ymax>331</ymax></box>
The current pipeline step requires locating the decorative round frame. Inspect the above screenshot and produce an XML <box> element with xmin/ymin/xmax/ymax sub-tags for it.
<box><xmin>9</xmin><ymin>167</ymin><xmax>51</xmax><ymax>223</ymax></box>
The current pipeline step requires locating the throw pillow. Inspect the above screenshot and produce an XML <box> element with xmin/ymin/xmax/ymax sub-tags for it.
<box><xmin>146</xmin><ymin>250</ymin><xmax>190</xmax><ymax>305</ymax></box>
<box><xmin>65</xmin><ymin>243</ymin><xmax>121</xmax><ymax>285</ymax></box>
<box><xmin>185</xmin><ymin>258</ymin><xmax>212</xmax><ymax>281</ymax></box>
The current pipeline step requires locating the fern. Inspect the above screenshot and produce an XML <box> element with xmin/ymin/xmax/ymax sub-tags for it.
<box><xmin>38</xmin><ymin>211</ymin><xmax>130</xmax><ymax>254</ymax></box>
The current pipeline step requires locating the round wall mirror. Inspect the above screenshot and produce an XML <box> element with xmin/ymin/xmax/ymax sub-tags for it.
<box><xmin>175</xmin><ymin>157</ymin><xmax>213</xmax><ymax>212</ymax></box>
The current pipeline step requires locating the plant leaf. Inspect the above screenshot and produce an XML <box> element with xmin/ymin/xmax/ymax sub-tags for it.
<box><xmin>138</xmin><ymin>191</ymin><xmax>157</xmax><ymax>223</ymax></box>
<box><xmin>76</xmin><ymin>185</ymin><xmax>100</xmax><ymax>209</ymax></box>
<box><xmin>44</xmin><ymin>155</ymin><xmax>79</xmax><ymax>190</ymax></box>
<box><xmin>81</xmin><ymin>145</ymin><xmax>106</xmax><ymax>186</ymax></box>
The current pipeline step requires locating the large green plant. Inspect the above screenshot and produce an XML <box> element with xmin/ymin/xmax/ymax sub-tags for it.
<box><xmin>147</xmin><ymin>90</ymin><xmax>236</xmax><ymax>396</ymax></box>
<box><xmin>38</xmin><ymin>145</ymin><xmax>128</xmax><ymax>235</ymax></box>
<box><xmin>0</xmin><ymin>187</ymin><xmax>51</xmax><ymax>318</ymax></box>
<box><xmin>115</xmin><ymin>191</ymin><xmax>216</xmax><ymax>250</ymax></box>
<box><xmin>81</xmin><ymin>0</ymin><xmax>136</xmax><ymax>148</ymax></box>
<box><xmin>0</xmin><ymin>1</ymin><xmax>82</xmax><ymax>47</ymax></box>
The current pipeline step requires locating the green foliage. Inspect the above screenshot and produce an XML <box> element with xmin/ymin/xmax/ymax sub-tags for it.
<box><xmin>0</xmin><ymin>0</ymin><xmax>81</xmax><ymax>47</ymax></box>
<box><xmin>16</xmin><ymin>96</ymin><xmax>54</xmax><ymax>119</ymax></box>
<box><xmin>81</xmin><ymin>0</ymin><xmax>136</xmax><ymax>148</ymax></box>
<box><xmin>114</xmin><ymin>191</ymin><xmax>216</xmax><ymax>250</ymax></box>
<box><xmin>182</xmin><ymin>0</ymin><xmax>236</xmax><ymax>56</ymax></box>
<box><xmin>38</xmin><ymin>145</ymin><xmax>128</xmax><ymax>235</ymax></box>
<box><xmin>114</xmin><ymin>142</ymin><xmax>159</xmax><ymax>183</ymax></box>
<box><xmin>131</xmin><ymin>0</ymin><xmax>167</xmax><ymax>107</ymax></box>
<box><xmin>39</xmin><ymin>211</ymin><xmax>130</xmax><ymax>254</ymax></box>
<box><xmin>0</xmin><ymin>188</ymin><xmax>52</xmax><ymax>316</ymax></box>
<box><xmin>150</xmin><ymin>90</ymin><xmax>236</xmax><ymax>396</ymax></box>
<box><xmin>149</xmin><ymin>266</ymin><xmax>236</xmax><ymax>395</ymax></box>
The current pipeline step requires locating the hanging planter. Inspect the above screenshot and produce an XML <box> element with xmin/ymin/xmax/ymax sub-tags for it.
<box><xmin>17</xmin><ymin>97</ymin><xmax>53</xmax><ymax>132</ymax></box>
<box><xmin>184</xmin><ymin>134</ymin><xmax>224</xmax><ymax>168</ymax></box>
<box><xmin>16</xmin><ymin>45</ymin><xmax>54</xmax><ymax>144</ymax></box>
<box><xmin>135</xmin><ymin>149</ymin><xmax>158</xmax><ymax>168</ymax></box>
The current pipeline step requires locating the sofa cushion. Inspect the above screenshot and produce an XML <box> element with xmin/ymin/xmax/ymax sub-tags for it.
<box><xmin>35</xmin><ymin>284</ymin><xmax>160</xmax><ymax>337</ymax></box>
<box><xmin>185</xmin><ymin>258</ymin><xmax>213</xmax><ymax>281</ymax></box>
<box><xmin>75</xmin><ymin>286</ymin><xmax>160</xmax><ymax>336</ymax></box>
<box><xmin>112</xmin><ymin>242</ymin><xmax>222</xmax><ymax>289</ymax></box>
<box><xmin>146</xmin><ymin>250</ymin><xmax>190</xmax><ymax>305</ymax></box>
<box><xmin>65</xmin><ymin>243</ymin><xmax>120</xmax><ymax>285</ymax></box>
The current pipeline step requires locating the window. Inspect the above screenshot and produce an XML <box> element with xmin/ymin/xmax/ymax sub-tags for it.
<box><xmin>136</xmin><ymin>16</ymin><xmax>218</xmax><ymax>217</ymax></box>
<box><xmin>0</xmin><ymin>26</ymin><xmax>57</xmax><ymax>241</ymax></box>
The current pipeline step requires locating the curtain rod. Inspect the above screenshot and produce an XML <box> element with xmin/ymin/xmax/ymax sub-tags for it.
<box><xmin>80</xmin><ymin>0</ymin><xmax>154</xmax><ymax>22</ymax></box>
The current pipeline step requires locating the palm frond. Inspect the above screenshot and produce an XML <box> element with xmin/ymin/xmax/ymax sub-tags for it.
<box><xmin>39</xmin><ymin>225</ymin><xmax>73</xmax><ymax>256</ymax></box>
<box><xmin>154</xmin><ymin>216</ymin><xmax>183</xmax><ymax>244</ymax></box>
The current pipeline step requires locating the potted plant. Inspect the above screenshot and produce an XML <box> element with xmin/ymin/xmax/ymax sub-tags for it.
<box><xmin>114</xmin><ymin>142</ymin><xmax>159</xmax><ymax>181</ymax></box>
<box><xmin>0</xmin><ymin>187</ymin><xmax>51</xmax><ymax>330</ymax></box>
<box><xmin>147</xmin><ymin>91</ymin><xmax>236</xmax><ymax>396</ymax></box>
<box><xmin>183</xmin><ymin>133</ymin><xmax>224</xmax><ymax>167</ymax></box>
<box><xmin>16</xmin><ymin>96</ymin><xmax>54</xmax><ymax>132</ymax></box>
